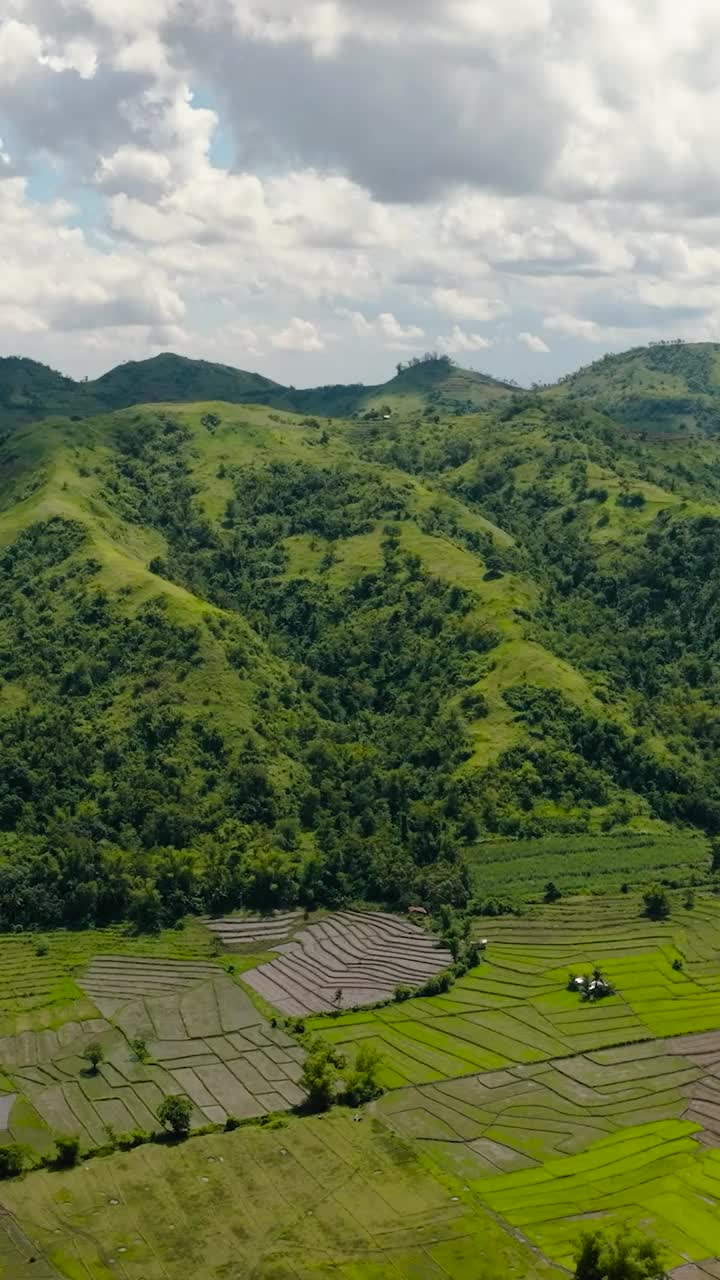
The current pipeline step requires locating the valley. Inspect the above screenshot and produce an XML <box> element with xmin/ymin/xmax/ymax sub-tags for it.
<box><xmin>1</xmin><ymin>341</ymin><xmax>720</xmax><ymax>1275</ymax></box>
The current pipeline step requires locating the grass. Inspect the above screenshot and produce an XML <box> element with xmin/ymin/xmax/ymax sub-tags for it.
<box><xmin>0</xmin><ymin>1110</ymin><xmax>562</xmax><ymax>1280</ymax></box>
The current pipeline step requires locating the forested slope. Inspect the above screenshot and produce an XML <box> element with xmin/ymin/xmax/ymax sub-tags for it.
<box><xmin>2</xmin><ymin>344</ymin><xmax>720</xmax><ymax>932</ymax></box>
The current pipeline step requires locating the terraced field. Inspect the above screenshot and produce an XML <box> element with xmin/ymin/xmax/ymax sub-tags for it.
<box><xmin>326</xmin><ymin>894</ymin><xmax>720</xmax><ymax>1276</ymax></box>
<box><xmin>242</xmin><ymin>910</ymin><xmax>452</xmax><ymax>1015</ymax></box>
<box><xmin>9</xmin><ymin>895</ymin><xmax>720</xmax><ymax>1275</ymax></box>
<box><xmin>308</xmin><ymin>894</ymin><xmax>720</xmax><ymax>1089</ymax></box>
<box><xmin>468</xmin><ymin>831</ymin><xmax>709</xmax><ymax>898</ymax></box>
<box><xmin>204</xmin><ymin>910</ymin><xmax>303</xmax><ymax>949</ymax></box>
<box><xmin>0</xmin><ymin>919</ymin><xmax>226</xmax><ymax>1035</ymax></box>
<box><xmin>0</xmin><ymin>971</ymin><xmax>305</xmax><ymax>1155</ymax></box>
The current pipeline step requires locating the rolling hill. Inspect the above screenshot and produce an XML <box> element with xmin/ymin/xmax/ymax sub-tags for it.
<box><xmin>1</xmin><ymin>341</ymin><xmax>720</xmax><ymax>934</ymax></box>
<box><xmin>0</xmin><ymin>351</ymin><xmax>515</xmax><ymax>433</ymax></box>
<box><xmin>547</xmin><ymin>340</ymin><xmax>720</xmax><ymax>437</ymax></box>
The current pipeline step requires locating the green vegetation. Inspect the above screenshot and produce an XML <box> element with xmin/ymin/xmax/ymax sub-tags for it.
<box><xmin>4</xmin><ymin>365</ymin><xmax>720</xmax><ymax>934</ymax></box>
<box><xmin>300</xmin><ymin>1039</ymin><xmax>344</xmax><ymax>1112</ymax></box>
<box><xmin>309</xmin><ymin>892</ymin><xmax>720</xmax><ymax>1086</ymax></box>
<box><xmin>81</xmin><ymin>1041</ymin><xmax>103</xmax><ymax>1072</ymax></box>
<box><xmin>157</xmin><ymin>1094</ymin><xmax>193</xmax><ymax>1138</ymax></box>
<box><xmin>52</xmin><ymin>1134</ymin><xmax>80</xmax><ymax>1169</ymax></box>
<box><xmin>574</xmin><ymin>1227</ymin><xmax>667</xmax><ymax>1280</ymax></box>
<box><xmin>0</xmin><ymin>1142</ymin><xmax>25</xmax><ymax>1179</ymax></box>
<box><xmin>11</xmin><ymin>340</ymin><xmax>720</xmax><ymax>1278</ymax></box>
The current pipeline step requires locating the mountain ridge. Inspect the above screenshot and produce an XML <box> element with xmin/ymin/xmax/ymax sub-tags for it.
<box><xmin>0</xmin><ymin>350</ymin><xmax>516</xmax><ymax>433</ymax></box>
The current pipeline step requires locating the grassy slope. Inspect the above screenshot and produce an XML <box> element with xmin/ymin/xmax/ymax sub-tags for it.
<box><xmin>544</xmin><ymin>341</ymin><xmax>720</xmax><ymax>435</ymax></box>
<box><xmin>5</xmin><ymin>384</ymin><xmax>718</xmax><ymax>797</ymax></box>
<box><xmin>0</xmin><ymin>399</ymin><xmax>611</xmax><ymax>775</ymax></box>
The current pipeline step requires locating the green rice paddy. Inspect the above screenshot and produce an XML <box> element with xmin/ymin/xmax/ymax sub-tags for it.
<box><xmin>309</xmin><ymin>893</ymin><xmax>720</xmax><ymax>1090</ymax></box>
<box><xmin>7</xmin><ymin>892</ymin><xmax>720</xmax><ymax>1275</ymax></box>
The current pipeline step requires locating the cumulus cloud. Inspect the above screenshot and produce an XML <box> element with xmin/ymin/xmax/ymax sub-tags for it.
<box><xmin>518</xmin><ymin>331</ymin><xmax>550</xmax><ymax>353</ymax></box>
<box><xmin>269</xmin><ymin>317</ymin><xmax>325</xmax><ymax>351</ymax></box>
<box><xmin>438</xmin><ymin>325</ymin><xmax>493</xmax><ymax>354</ymax></box>
<box><xmin>377</xmin><ymin>313</ymin><xmax>425</xmax><ymax>346</ymax></box>
<box><xmin>4</xmin><ymin>1</ymin><xmax>720</xmax><ymax>380</ymax></box>
<box><xmin>432</xmin><ymin>287</ymin><xmax>507</xmax><ymax>323</ymax></box>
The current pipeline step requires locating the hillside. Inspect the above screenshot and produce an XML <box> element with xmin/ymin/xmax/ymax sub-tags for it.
<box><xmin>548</xmin><ymin>340</ymin><xmax>720</xmax><ymax>437</ymax></box>
<box><xmin>0</xmin><ymin>351</ymin><xmax>516</xmax><ymax>433</ymax></box>
<box><xmin>1</xmin><ymin>350</ymin><xmax>720</xmax><ymax>933</ymax></box>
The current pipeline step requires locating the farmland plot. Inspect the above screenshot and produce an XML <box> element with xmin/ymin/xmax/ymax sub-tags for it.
<box><xmin>0</xmin><ymin>973</ymin><xmax>305</xmax><ymax>1154</ymax></box>
<box><xmin>242</xmin><ymin>909</ymin><xmax>452</xmax><ymax>1015</ymax></box>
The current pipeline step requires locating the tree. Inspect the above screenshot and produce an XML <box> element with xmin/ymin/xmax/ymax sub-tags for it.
<box><xmin>82</xmin><ymin>1041</ymin><xmax>104</xmax><ymax>1072</ymax></box>
<box><xmin>53</xmin><ymin>1134</ymin><xmax>81</xmax><ymax>1169</ymax></box>
<box><xmin>643</xmin><ymin>885</ymin><xmax>670</xmax><ymax>920</ymax></box>
<box><xmin>300</xmin><ymin>1039</ymin><xmax>344</xmax><ymax>1112</ymax></box>
<box><xmin>0</xmin><ymin>1144</ymin><xmax>25</xmax><ymax>1179</ymax></box>
<box><xmin>157</xmin><ymin>1094</ymin><xmax>193</xmax><ymax>1138</ymax></box>
<box><xmin>574</xmin><ymin>1226</ymin><xmax>666</xmax><ymax>1279</ymax></box>
<box><xmin>341</xmin><ymin>1043</ymin><xmax>383</xmax><ymax>1106</ymax></box>
<box><xmin>544</xmin><ymin>881</ymin><xmax>562</xmax><ymax>903</ymax></box>
<box><xmin>131</xmin><ymin>1036</ymin><xmax>150</xmax><ymax>1063</ymax></box>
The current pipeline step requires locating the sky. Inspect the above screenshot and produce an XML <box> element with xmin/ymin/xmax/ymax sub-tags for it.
<box><xmin>2</xmin><ymin>1</ymin><xmax>720</xmax><ymax>387</ymax></box>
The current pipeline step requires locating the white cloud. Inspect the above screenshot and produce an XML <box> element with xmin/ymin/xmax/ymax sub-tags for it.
<box><xmin>377</xmin><ymin>312</ymin><xmax>425</xmax><ymax>346</ymax></box>
<box><xmin>518</xmin><ymin>331</ymin><xmax>550</xmax><ymax>353</ymax></box>
<box><xmin>432</xmin><ymin>287</ymin><xmax>507</xmax><ymax>322</ymax></box>
<box><xmin>269</xmin><ymin>317</ymin><xmax>325</xmax><ymax>351</ymax></box>
<box><xmin>543</xmin><ymin>313</ymin><xmax>607</xmax><ymax>342</ymax></box>
<box><xmin>95</xmin><ymin>145</ymin><xmax>171</xmax><ymax>195</ymax></box>
<box><xmin>6</xmin><ymin>1</ymin><xmax>720</xmax><ymax>381</ymax></box>
<box><xmin>336</xmin><ymin>308</ymin><xmax>374</xmax><ymax>337</ymax></box>
<box><xmin>438</xmin><ymin>324</ymin><xmax>493</xmax><ymax>354</ymax></box>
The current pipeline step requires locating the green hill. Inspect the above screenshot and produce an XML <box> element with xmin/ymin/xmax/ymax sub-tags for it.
<box><xmin>0</xmin><ymin>351</ymin><xmax>515</xmax><ymax>432</ymax></box>
<box><xmin>3</xmin><ymin>340</ymin><xmax>720</xmax><ymax>933</ymax></box>
<box><xmin>547</xmin><ymin>340</ymin><xmax>720</xmax><ymax>436</ymax></box>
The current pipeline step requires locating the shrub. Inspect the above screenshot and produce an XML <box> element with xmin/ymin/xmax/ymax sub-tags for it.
<box><xmin>643</xmin><ymin>885</ymin><xmax>670</xmax><ymax>920</ymax></box>
<box><xmin>157</xmin><ymin>1094</ymin><xmax>193</xmax><ymax>1138</ymax></box>
<box><xmin>0</xmin><ymin>1144</ymin><xmax>25</xmax><ymax>1179</ymax></box>
<box><xmin>131</xmin><ymin>1036</ymin><xmax>150</xmax><ymax>1063</ymax></box>
<box><xmin>341</xmin><ymin>1044</ymin><xmax>383</xmax><ymax>1106</ymax></box>
<box><xmin>574</xmin><ymin>1226</ymin><xmax>666</xmax><ymax>1279</ymax></box>
<box><xmin>53</xmin><ymin>1134</ymin><xmax>81</xmax><ymax>1169</ymax></box>
<box><xmin>394</xmin><ymin>984</ymin><xmax>415</xmax><ymax>1002</ymax></box>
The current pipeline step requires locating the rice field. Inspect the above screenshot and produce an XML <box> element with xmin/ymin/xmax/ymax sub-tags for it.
<box><xmin>0</xmin><ymin>971</ymin><xmax>306</xmax><ymax>1156</ymax></box>
<box><xmin>203</xmin><ymin>909</ymin><xmax>303</xmax><ymax>948</ymax></box>
<box><xmin>0</xmin><ymin>1110</ymin><xmax>562</xmax><ymax>1280</ymax></box>
<box><xmin>242</xmin><ymin>910</ymin><xmax>453</xmax><ymax>1015</ymax></box>
<box><xmin>0</xmin><ymin>918</ymin><xmax>228</xmax><ymax>1035</ymax></box>
<box><xmin>8</xmin><ymin>895</ymin><xmax>720</xmax><ymax>1275</ymax></box>
<box><xmin>351</xmin><ymin>894</ymin><xmax>720</xmax><ymax>1276</ymax></box>
<box><xmin>308</xmin><ymin>894</ymin><xmax>720</xmax><ymax>1090</ymax></box>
